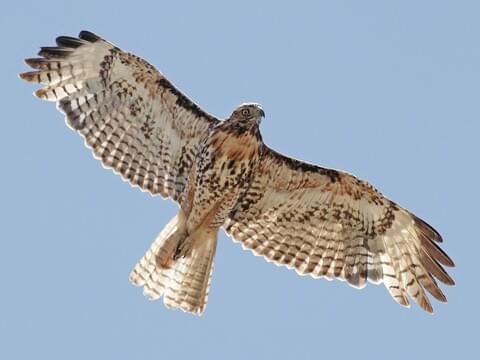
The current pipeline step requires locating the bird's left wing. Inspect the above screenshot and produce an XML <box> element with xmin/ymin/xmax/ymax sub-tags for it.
<box><xmin>224</xmin><ymin>146</ymin><xmax>455</xmax><ymax>312</ymax></box>
<box><xmin>20</xmin><ymin>31</ymin><xmax>220</xmax><ymax>202</ymax></box>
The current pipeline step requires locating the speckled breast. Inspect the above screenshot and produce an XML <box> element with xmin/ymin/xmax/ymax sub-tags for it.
<box><xmin>185</xmin><ymin>126</ymin><xmax>262</xmax><ymax>231</ymax></box>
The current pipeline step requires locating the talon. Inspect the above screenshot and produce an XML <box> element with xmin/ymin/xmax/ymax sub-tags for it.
<box><xmin>173</xmin><ymin>242</ymin><xmax>183</xmax><ymax>261</ymax></box>
<box><xmin>172</xmin><ymin>236</ymin><xmax>194</xmax><ymax>261</ymax></box>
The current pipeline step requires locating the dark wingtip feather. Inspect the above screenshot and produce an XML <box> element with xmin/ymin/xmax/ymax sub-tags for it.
<box><xmin>447</xmin><ymin>277</ymin><xmax>455</xmax><ymax>286</ymax></box>
<box><xmin>56</xmin><ymin>36</ymin><xmax>84</xmax><ymax>48</ymax></box>
<box><xmin>433</xmin><ymin>289</ymin><xmax>448</xmax><ymax>303</ymax></box>
<box><xmin>38</xmin><ymin>46</ymin><xmax>73</xmax><ymax>59</ymax></box>
<box><xmin>418</xmin><ymin>294</ymin><xmax>434</xmax><ymax>313</ymax></box>
<box><xmin>25</xmin><ymin>58</ymin><xmax>43</xmax><ymax>68</ymax></box>
<box><xmin>423</xmin><ymin>238</ymin><xmax>455</xmax><ymax>268</ymax></box>
<box><xmin>18</xmin><ymin>71</ymin><xmax>40</xmax><ymax>82</ymax></box>
<box><xmin>79</xmin><ymin>30</ymin><xmax>101</xmax><ymax>43</ymax></box>
<box><xmin>421</xmin><ymin>249</ymin><xmax>455</xmax><ymax>286</ymax></box>
<box><xmin>414</xmin><ymin>216</ymin><xmax>443</xmax><ymax>243</ymax></box>
<box><xmin>24</xmin><ymin>58</ymin><xmax>58</xmax><ymax>70</ymax></box>
<box><xmin>414</xmin><ymin>216</ymin><xmax>454</xmax><ymax>265</ymax></box>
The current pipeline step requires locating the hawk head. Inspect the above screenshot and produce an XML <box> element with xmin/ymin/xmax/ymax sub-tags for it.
<box><xmin>230</xmin><ymin>103</ymin><xmax>265</xmax><ymax>126</ymax></box>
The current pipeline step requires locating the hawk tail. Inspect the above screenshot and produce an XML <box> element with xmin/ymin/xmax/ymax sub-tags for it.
<box><xmin>129</xmin><ymin>213</ymin><xmax>218</xmax><ymax>315</ymax></box>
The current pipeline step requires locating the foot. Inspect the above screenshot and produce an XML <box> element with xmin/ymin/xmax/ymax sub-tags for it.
<box><xmin>173</xmin><ymin>236</ymin><xmax>195</xmax><ymax>260</ymax></box>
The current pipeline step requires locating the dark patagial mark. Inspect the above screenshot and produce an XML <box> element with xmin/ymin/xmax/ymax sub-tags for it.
<box><xmin>266</xmin><ymin>147</ymin><xmax>340</xmax><ymax>182</ymax></box>
<box><xmin>156</xmin><ymin>78</ymin><xmax>218</xmax><ymax>124</ymax></box>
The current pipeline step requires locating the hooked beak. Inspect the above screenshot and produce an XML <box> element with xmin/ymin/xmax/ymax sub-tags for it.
<box><xmin>259</xmin><ymin>108</ymin><xmax>265</xmax><ymax>118</ymax></box>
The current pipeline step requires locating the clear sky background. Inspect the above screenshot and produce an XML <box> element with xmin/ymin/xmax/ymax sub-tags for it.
<box><xmin>1</xmin><ymin>1</ymin><xmax>478</xmax><ymax>359</ymax></box>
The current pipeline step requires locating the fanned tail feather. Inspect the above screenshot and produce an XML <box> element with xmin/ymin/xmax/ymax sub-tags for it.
<box><xmin>163</xmin><ymin>234</ymin><xmax>217</xmax><ymax>314</ymax></box>
<box><xmin>129</xmin><ymin>214</ymin><xmax>217</xmax><ymax>315</ymax></box>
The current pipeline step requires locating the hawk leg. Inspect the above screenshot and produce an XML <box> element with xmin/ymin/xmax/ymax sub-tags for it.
<box><xmin>173</xmin><ymin>236</ymin><xmax>194</xmax><ymax>260</ymax></box>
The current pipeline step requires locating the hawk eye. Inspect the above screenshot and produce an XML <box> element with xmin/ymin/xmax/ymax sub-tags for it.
<box><xmin>241</xmin><ymin>108</ymin><xmax>250</xmax><ymax>116</ymax></box>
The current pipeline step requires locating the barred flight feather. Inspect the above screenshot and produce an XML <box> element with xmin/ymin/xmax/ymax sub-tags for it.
<box><xmin>19</xmin><ymin>30</ymin><xmax>219</xmax><ymax>202</ymax></box>
<box><xmin>224</xmin><ymin>145</ymin><xmax>455</xmax><ymax>313</ymax></box>
<box><xmin>21</xmin><ymin>31</ymin><xmax>455</xmax><ymax>315</ymax></box>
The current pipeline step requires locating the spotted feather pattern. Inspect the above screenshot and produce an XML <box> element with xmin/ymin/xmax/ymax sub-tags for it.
<box><xmin>224</xmin><ymin>146</ymin><xmax>455</xmax><ymax>312</ymax></box>
<box><xmin>20</xmin><ymin>31</ymin><xmax>219</xmax><ymax>201</ymax></box>
<box><xmin>21</xmin><ymin>31</ymin><xmax>455</xmax><ymax>315</ymax></box>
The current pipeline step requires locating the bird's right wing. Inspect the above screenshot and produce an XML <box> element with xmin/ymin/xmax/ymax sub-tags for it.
<box><xmin>224</xmin><ymin>146</ymin><xmax>455</xmax><ymax>312</ymax></box>
<box><xmin>20</xmin><ymin>31</ymin><xmax>220</xmax><ymax>202</ymax></box>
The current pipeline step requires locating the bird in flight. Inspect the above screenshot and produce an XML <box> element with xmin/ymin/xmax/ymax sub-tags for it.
<box><xmin>20</xmin><ymin>31</ymin><xmax>454</xmax><ymax>315</ymax></box>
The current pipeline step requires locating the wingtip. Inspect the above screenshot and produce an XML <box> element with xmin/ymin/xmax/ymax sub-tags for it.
<box><xmin>78</xmin><ymin>30</ymin><xmax>101</xmax><ymax>43</ymax></box>
<box><xmin>446</xmin><ymin>257</ymin><xmax>455</xmax><ymax>268</ymax></box>
<box><xmin>414</xmin><ymin>216</ymin><xmax>443</xmax><ymax>243</ymax></box>
<box><xmin>18</xmin><ymin>71</ymin><xmax>28</xmax><ymax>80</ymax></box>
<box><xmin>33</xmin><ymin>88</ymin><xmax>50</xmax><ymax>99</ymax></box>
<box><xmin>56</xmin><ymin>35</ymin><xmax>84</xmax><ymax>48</ymax></box>
<box><xmin>430</xmin><ymin>287</ymin><xmax>448</xmax><ymax>303</ymax></box>
<box><xmin>38</xmin><ymin>46</ymin><xmax>73</xmax><ymax>59</ymax></box>
<box><xmin>421</xmin><ymin>299</ymin><xmax>434</xmax><ymax>314</ymax></box>
<box><xmin>24</xmin><ymin>58</ymin><xmax>35</xmax><ymax>67</ymax></box>
<box><xmin>439</xmin><ymin>248</ymin><xmax>455</xmax><ymax>268</ymax></box>
<box><xmin>18</xmin><ymin>71</ymin><xmax>38</xmax><ymax>82</ymax></box>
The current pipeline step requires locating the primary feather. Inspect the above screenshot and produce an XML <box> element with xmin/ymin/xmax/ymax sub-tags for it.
<box><xmin>20</xmin><ymin>31</ymin><xmax>454</xmax><ymax>315</ymax></box>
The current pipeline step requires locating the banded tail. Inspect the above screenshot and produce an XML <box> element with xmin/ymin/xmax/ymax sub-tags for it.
<box><xmin>129</xmin><ymin>214</ymin><xmax>218</xmax><ymax>315</ymax></box>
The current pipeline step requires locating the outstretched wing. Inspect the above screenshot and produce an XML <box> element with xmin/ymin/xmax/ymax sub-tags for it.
<box><xmin>20</xmin><ymin>31</ymin><xmax>219</xmax><ymax>202</ymax></box>
<box><xmin>224</xmin><ymin>146</ymin><xmax>455</xmax><ymax>312</ymax></box>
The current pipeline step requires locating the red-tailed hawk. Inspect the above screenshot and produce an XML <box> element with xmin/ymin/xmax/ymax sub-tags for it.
<box><xmin>20</xmin><ymin>31</ymin><xmax>454</xmax><ymax>315</ymax></box>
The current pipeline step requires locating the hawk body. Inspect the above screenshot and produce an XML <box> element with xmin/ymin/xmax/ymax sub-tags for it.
<box><xmin>182</xmin><ymin>112</ymin><xmax>263</xmax><ymax>232</ymax></box>
<box><xmin>20</xmin><ymin>31</ymin><xmax>454</xmax><ymax>315</ymax></box>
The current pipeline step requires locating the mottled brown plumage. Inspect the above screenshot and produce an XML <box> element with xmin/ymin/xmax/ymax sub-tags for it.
<box><xmin>20</xmin><ymin>31</ymin><xmax>454</xmax><ymax>315</ymax></box>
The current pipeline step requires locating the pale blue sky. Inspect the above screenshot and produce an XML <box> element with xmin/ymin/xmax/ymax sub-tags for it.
<box><xmin>1</xmin><ymin>1</ymin><xmax>478</xmax><ymax>359</ymax></box>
